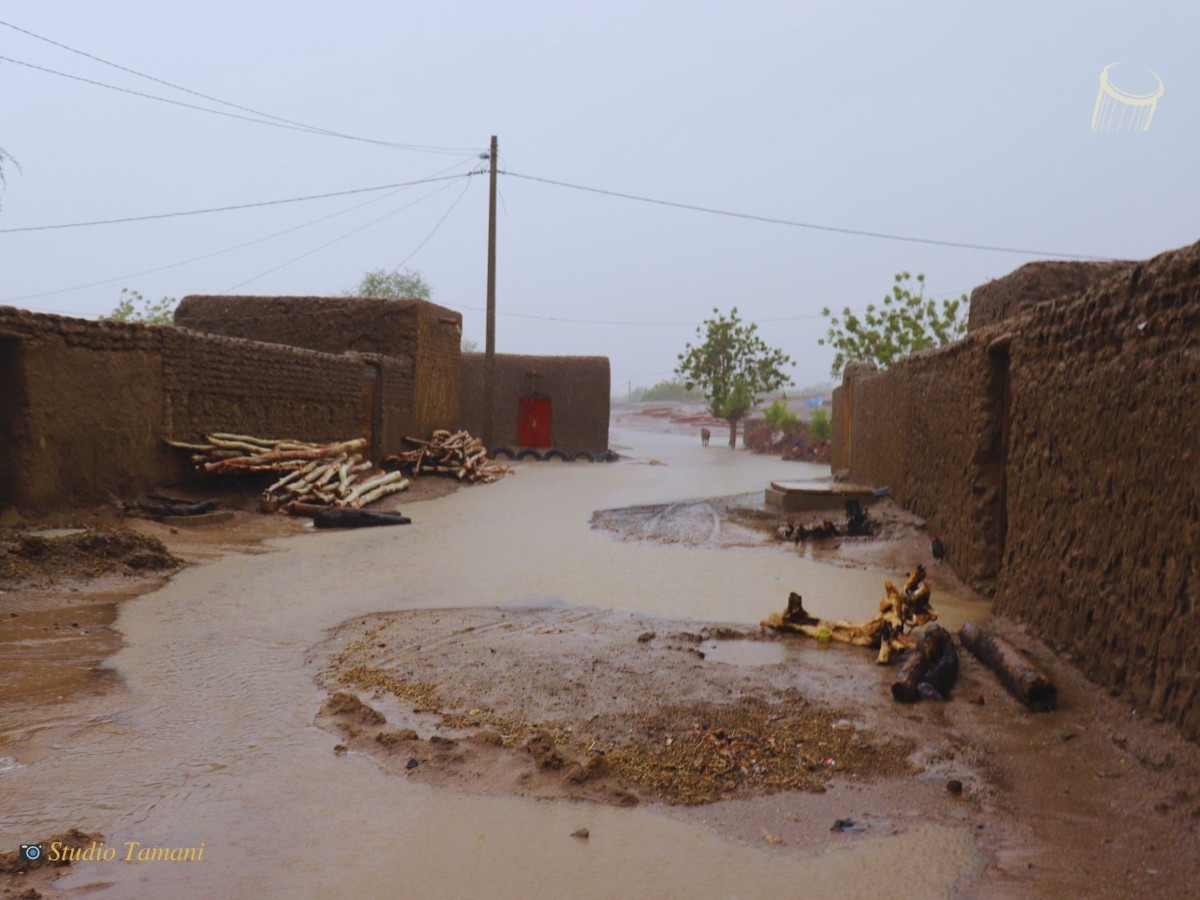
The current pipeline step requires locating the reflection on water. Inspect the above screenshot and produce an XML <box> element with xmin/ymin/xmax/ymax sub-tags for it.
<box><xmin>4</xmin><ymin>428</ymin><xmax>984</xmax><ymax>896</ymax></box>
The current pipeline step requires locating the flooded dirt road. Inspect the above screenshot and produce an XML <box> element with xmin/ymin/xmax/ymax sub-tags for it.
<box><xmin>4</xmin><ymin>428</ymin><xmax>1196</xmax><ymax>897</ymax></box>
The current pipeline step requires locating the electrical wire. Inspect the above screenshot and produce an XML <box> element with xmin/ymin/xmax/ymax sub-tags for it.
<box><xmin>391</xmin><ymin>177</ymin><xmax>474</xmax><ymax>272</ymax></box>
<box><xmin>503</xmin><ymin>171</ymin><xmax>1114</xmax><ymax>261</ymax></box>
<box><xmin>0</xmin><ymin>159</ymin><xmax>480</xmax><ymax>304</ymax></box>
<box><xmin>0</xmin><ymin>19</ymin><xmax>478</xmax><ymax>154</ymax></box>
<box><xmin>0</xmin><ymin>172</ymin><xmax>478</xmax><ymax>233</ymax></box>
<box><xmin>221</xmin><ymin>178</ymin><xmax>465</xmax><ymax>291</ymax></box>
<box><xmin>0</xmin><ymin>47</ymin><xmax>477</xmax><ymax>155</ymax></box>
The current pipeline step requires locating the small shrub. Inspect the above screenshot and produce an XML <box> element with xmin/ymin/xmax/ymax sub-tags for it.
<box><xmin>809</xmin><ymin>408</ymin><xmax>832</xmax><ymax>442</ymax></box>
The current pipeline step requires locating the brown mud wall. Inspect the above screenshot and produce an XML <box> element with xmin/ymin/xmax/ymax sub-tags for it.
<box><xmin>0</xmin><ymin>308</ymin><xmax>401</xmax><ymax>511</ymax></box>
<box><xmin>411</xmin><ymin>303</ymin><xmax>461</xmax><ymax>439</ymax></box>
<box><xmin>160</xmin><ymin>328</ymin><xmax>364</xmax><ymax>445</ymax></box>
<box><xmin>968</xmin><ymin>259</ymin><xmax>1133</xmax><ymax>331</ymax></box>
<box><xmin>0</xmin><ymin>310</ymin><xmax>171</xmax><ymax>509</ymax></box>
<box><xmin>833</xmin><ymin>241</ymin><xmax>1199</xmax><ymax>739</ymax></box>
<box><xmin>460</xmin><ymin>353</ymin><xmax>611</xmax><ymax>452</ymax></box>
<box><xmin>174</xmin><ymin>295</ymin><xmax>462</xmax><ymax>441</ymax></box>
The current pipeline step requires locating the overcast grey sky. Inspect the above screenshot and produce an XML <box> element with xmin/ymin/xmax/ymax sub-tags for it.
<box><xmin>1</xmin><ymin>1</ymin><xmax>1195</xmax><ymax>391</ymax></box>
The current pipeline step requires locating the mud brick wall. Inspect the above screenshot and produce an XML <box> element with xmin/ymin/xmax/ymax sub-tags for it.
<box><xmin>833</xmin><ymin>240</ymin><xmax>1200</xmax><ymax>739</ymax></box>
<box><xmin>999</xmin><ymin>246</ymin><xmax>1199</xmax><ymax>738</ymax></box>
<box><xmin>460</xmin><ymin>353</ymin><xmax>611</xmax><ymax>453</ymax></box>
<box><xmin>411</xmin><ymin>304</ymin><xmax>462</xmax><ymax>440</ymax></box>
<box><xmin>174</xmin><ymin>295</ymin><xmax>423</xmax><ymax>357</ymax></box>
<box><xmin>174</xmin><ymin>294</ymin><xmax>462</xmax><ymax>443</ymax></box>
<box><xmin>968</xmin><ymin>259</ymin><xmax>1133</xmax><ymax>331</ymax></box>
<box><xmin>0</xmin><ymin>308</ymin><xmax>173</xmax><ymax>509</ymax></box>
<box><xmin>160</xmin><ymin>328</ymin><xmax>365</xmax><ymax>445</ymax></box>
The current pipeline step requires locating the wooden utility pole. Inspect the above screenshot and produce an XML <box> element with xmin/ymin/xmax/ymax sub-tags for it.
<box><xmin>483</xmin><ymin>135</ymin><xmax>498</xmax><ymax>450</ymax></box>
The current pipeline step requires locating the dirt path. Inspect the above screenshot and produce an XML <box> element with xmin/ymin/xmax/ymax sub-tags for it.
<box><xmin>2</xmin><ymin>427</ymin><xmax>1197</xmax><ymax>898</ymax></box>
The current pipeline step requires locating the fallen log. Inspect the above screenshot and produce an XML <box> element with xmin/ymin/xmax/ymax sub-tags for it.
<box><xmin>892</xmin><ymin>625</ymin><xmax>959</xmax><ymax>702</ymax></box>
<box><xmin>312</xmin><ymin>508</ymin><xmax>412</xmax><ymax>529</ymax></box>
<box><xmin>959</xmin><ymin>622</ymin><xmax>1057</xmax><ymax>711</ymax></box>
<box><xmin>125</xmin><ymin>498</ymin><xmax>220</xmax><ymax>518</ymax></box>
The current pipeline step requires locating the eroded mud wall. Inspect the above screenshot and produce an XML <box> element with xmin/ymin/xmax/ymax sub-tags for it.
<box><xmin>833</xmin><ymin>241</ymin><xmax>1200</xmax><ymax>738</ymax></box>
<box><xmin>411</xmin><ymin>303</ymin><xmax>461</xmax><ymax>439</ymax></box>
<box><xmin>968</xmin><ymin>259</ymin><xmax>1133</xmax><ymax>331</ymax></box>
<box><xmin>1000</xmin><ymin>248</ymin><xmax>1199</xmax><ymax>737</ymax></box>
<box><xmin>160</xmin><ymin>328</ymin><xmax>364</xmax><ymax>445</ymax></box>
<box><xmin>0</xmin><ymin>308</ymin><xmax>404</xmax><ymax>511</ymax></box>
<box><xmin>460</xmin><ymin>353</ymin><xmax>611</xmax><ymax>453</ymax></box>
<box><xmin>0</xmin><ymin>309</ymin><xmax>173</xmax><ymax>509</ymax></box>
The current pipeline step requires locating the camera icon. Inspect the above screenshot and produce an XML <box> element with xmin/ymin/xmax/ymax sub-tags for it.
<box><xmin>19</xmin><ymin>844</ymin><xmax>43</xmax><ymax>863</ymax></box>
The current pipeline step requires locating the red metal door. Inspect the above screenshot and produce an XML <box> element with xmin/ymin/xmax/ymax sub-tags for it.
<box><xmin>518</xmin><ymin>397</ymin><xmax>551</xmax><ymax>447</ymax></box>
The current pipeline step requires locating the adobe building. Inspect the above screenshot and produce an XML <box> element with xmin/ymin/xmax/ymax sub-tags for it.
<box><xmin>831</xmin><ymin>239</ymin><xmax>1199</xmax><ymax>740</ymax></box>
<box><xmin>459</xmin><ymin>353</ymin><xmax>610</xmax><ymax>456</ymax></box>
<box><xmin>1</xmin><ymin>294</ymin><xmax>614</xmax><ymax>511</ymax></box>
<box><xmin>174</xmin><ymin>295</ymin><xmax>463</xmax><ymax>455</ymax></box>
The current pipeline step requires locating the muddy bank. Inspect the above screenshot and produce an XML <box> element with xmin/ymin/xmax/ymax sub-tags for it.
<box><xmin>314</xmin><ymin>601</ymin><xmax>1200</xmax><ymax>897</ymax></box>
<box><xmin>314</xmin><ymin>606</ymin><xmax>916</xmax><ymax>808</ymax></box>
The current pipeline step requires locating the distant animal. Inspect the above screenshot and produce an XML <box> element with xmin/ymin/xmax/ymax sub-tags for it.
<box><xmin>931</xmin><ymin>535</ymin><xmax>946</xmax><ymax>565</ymax></box>
<box><xmin>700</xmin><ymin>428</ymin><xmax>711</xmax><ymax>447</ymax></box>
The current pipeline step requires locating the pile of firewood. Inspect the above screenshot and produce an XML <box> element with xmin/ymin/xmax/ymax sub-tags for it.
<box><xmin>761</xmin><ymin>564</ymin><xmax>938</xmax><ymax>664</ymax></box>
<box><xmin>166</xmin><ymin>433</ymin><xmax>409</xmax><ymax>514</ymax></box>
<box><xmin>383</xmin><ymin>430</ymin><xmax>512</xmax><ymax>484</ymax></box>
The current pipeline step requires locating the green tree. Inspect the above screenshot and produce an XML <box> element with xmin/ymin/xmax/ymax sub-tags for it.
<box><xmin>675</xmin><ymin>307</ymin><xmax>794</xmax><ymax>448</ymax></box>
<box><xmin>462</xmin><ymin>338</ymin><xmax>479</xmax><ymax>352</ymax></box>
<box><xmin>818</xmin><ymin>273</ymin><xmax>967</xmax><ymax>379</ymax></box>
<box><xmin>104</xmin><ymin>288</ymin><xmax>177</xmax><ymax>325</ymax></box>
<box><xmin>809</xmin><ymin>408</ymin><xmax>832</xmax><ymax>442</ymax></box>
<box><xmin>346</xmin><ymin>268</ymin><xmax>432</xmax><ymax>300</ymax></box>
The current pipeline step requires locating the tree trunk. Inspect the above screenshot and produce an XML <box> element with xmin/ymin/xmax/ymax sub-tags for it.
<box><xmin>727</xmin><ymin>418</ymin><xmax>738</xmax><ymax>448</ymax></box>
<box><xmin>959</xmin><ymin>622</ymin><xmax>1056</xmax><ymax>711</ymax></box>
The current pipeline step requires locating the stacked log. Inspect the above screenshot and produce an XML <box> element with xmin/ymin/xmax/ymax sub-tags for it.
<box><xmin>383</xmin><ymin>430</ymin><xmax>512</xmax><ymax>484</ymax></box>
<box><xmin>167</xmin><ymin>433</ymin><xmax>409</xmax><ymax>515</ymax></box>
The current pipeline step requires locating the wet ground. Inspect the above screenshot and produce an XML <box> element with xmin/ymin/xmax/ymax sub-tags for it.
<box><xmin>2</xmin><ymin>428</ymin><xmax>1199</xmax><ymax>898</ymax></box>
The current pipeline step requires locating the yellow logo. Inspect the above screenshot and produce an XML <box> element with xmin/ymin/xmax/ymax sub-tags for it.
<box><xmin>1091</xmin><ymin>63</ymin><xmax>1164</xmax><ymax>132</ymax></box>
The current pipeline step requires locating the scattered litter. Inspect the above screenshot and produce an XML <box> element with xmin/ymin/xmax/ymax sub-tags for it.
<box><xmin>831</xmin><ymin>819</ymin><xmax>863</xmax><ymax>833</ymax></box>
<box><xmin>405</xmin><ymin>758</ymin><xmax>419</xmax><ymax>770</ymax></box>
<box><xmin>570</xmin><ymin>828</ymin><xmax>590</xmax><ymax>840</ymax></box>
<box><xmin>947</xmin><ymin>779</ymin><xmax>964</xmax><ymax>794</ymax></box>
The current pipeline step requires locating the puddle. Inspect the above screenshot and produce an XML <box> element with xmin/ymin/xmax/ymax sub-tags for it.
<box><xmin>701</xmin><ymin>638</ymin><xmax>794</xmax><ymax>666</ymax></box>
<box><xmin>4</xmin><ymin>429</ymin><xmax>987</xmax><ymax>897</ymax></box>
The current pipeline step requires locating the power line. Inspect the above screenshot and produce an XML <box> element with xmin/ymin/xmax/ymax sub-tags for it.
<box><xmin>222</xmin><ymin>179</ymin><xmax>466</xmax><ymax>291</ymax></box>
<box><xmin>0</xmin><ymin>17</ymin><xmax>477</xmax><ymax>154</ymax></box>
<box><xmin>392</xmin><ymin>177</ymin><xmax>474</xmax><ymax>272</ymax></box>
<box><xmin>503</xmin><ymin>170</ymin><xmax>1114</xmax><ymax>261</ymax></box>
<box><xmin>0</xmin><ymin>43</ymin><xmax>477</xmax><ymax>155</ymax></box>
<box><xmin>0</xmin><ymin>159</ymin><xmax>479</xmax><ymax>304</ymax></box>
<box><xmin>0</xmin><ymin>172</ymin><xmax>479</xmax><ymax>233</ymax></box>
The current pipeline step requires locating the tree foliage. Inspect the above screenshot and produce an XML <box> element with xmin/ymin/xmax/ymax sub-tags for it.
<box><xmin>347</xmin><ymin>268</ymin><xmax>432</xmax><ymax>300</ymax></box>
<box><xmin>818</xmin><ymin>273</ymin><xmax>967</xmax><ymax>379</ymax></box>
<box><xmin>675</xmin><ymin>307</ymin><xmax>794</xmax><ymax>446</ymax></box>
<box><xmin>763</xmin><ymin>398</ymin><xmax>800</xmax><ymax>433</ymax></box>
<box><xmin>809</xmin><ymin>408</ymin><xmax>832</xmax><ymax>442</ymax></box>
<box><xmin>104</xmin><ymin>288</ymin><xmax>177</xmax><ymax>325</ymax></box>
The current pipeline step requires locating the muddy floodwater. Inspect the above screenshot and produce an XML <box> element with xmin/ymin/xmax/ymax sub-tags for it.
<box><xmin>3</xmin><ymin>427</ymin><xmax>1197</xmax><ymax>898</ymax></box>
